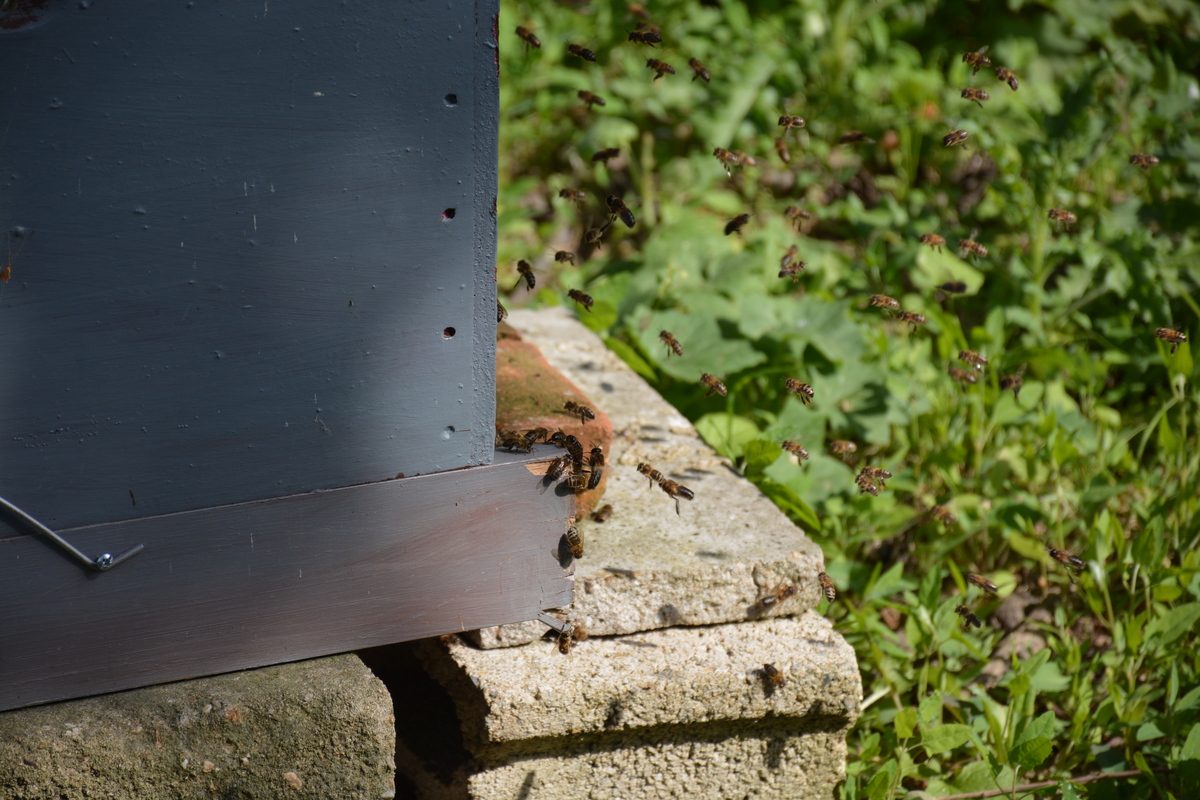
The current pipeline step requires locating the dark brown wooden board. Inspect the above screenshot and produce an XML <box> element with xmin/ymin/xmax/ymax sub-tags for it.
<box><xmin>0</xmin><ymin>450</ymin><xmax>574</xmax><ymax>712</ymax></box>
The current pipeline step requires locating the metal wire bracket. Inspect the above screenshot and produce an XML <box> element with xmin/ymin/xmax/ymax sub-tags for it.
<box><xmin>0</xmin><ymin>496</ymin><xmax>144</xmax><ymax>571</ymax></box>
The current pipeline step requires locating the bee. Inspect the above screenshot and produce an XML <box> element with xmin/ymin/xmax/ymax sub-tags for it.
<box><xmin>774</xmin><ymin>137</ymin><xmax>791</xmax><ymax>164</ymax></box>
<box><xmin>646</xmin><ymin>58</ymin><xmax>675</xmax><ymax>79</ymax></box>
<box><xmin>779</xmin><ymin>263</ymin><xmax>806</xmax><ymax>282</ymax></box>
<box><xmin>660</xmin><ymin>478</ymin><xmax>695</xmax><ymax>514</ymax></box>
<box><xmin>995</xmin><ymin>66</ymin><xmax>1018</xmax><ymax>91</ymax></box>
<box><xmin>949</xmin><ymin>366</ymin><xmax>977</xmax><ymax>386</ymax></box>
<box><xmin>555</xmin><ymin>251</ymin><xmax>577</xmax><ymax>266</ymax></box>
<box><xmin>958</xmin><ymin>233</ymin><xmax>987</xmax><ymax>259</ymax></box>
<box><xmin>784</xmin><ymin>378</ymin><xmax>815</xmax><ymax>406</ymax></box>
<box><xmin>546</xmin><ymin>454</ymin><xmax>571</xmax><ymax>482</ymax></box>
<box><xmin>761</xmin><ymin>663</ymin><xmax>787</xmax><ymax>689</ymax></box>
<box><xmin>636</xmin><ymin>462</ymin><xmax>665</xmax><ymax>488</ymax></box>
<box><xmin>943</xmin><ymin>129</ymin><xmax>969</xmax><ymax>148</ymax></box>
<box><xmin>784</xmin><ymin>205</ymin><xmax>812</xmax><ymax>229</ymax></box>
<box><xmin>564</xmin><ymin>399</ymin><xmax>596</xmax><ymax>424</ymax></box>
<box><xmin>587</xmin><ymin>447</ymin><xmax>605</xmax><ymax>490</ymax></box>
<box><xmin>583</xmin><ymin>223</ymin><xmax>610</xmax><ymax>248</ymax></box>
<box><xmin>733</xmin><ymin>150</ymin><xmax>757</xmax><ymax>167</ymax></box>
<box><xmin>592</xmin><ymin>147</ymin><xmax>620</xmax><ymax>164</ymax></box>
<box><xmin>919</xmin><ymin>233</ymin><xmax>946</xmax><ymax>252</ymax></box>
<box><xmin>966</xmin><ymin>573</ymin><xmax>998</xmax><ymax>595</ymax></box>
<box><xmin>930</xmin><ymin>505</ymin><xmax>957</xmax><ymax>526</ymax></box>
<box><xmin>712</xmin><ymin>147</ymin><xmax>742</xmax><ymax>177</ymax></box>
<box><xmin>780</xmin><ymin>245</ymin><xmax>800</xmax><ymax>270</ymax></box>
<box><xmin>855</xmin><ymin>473</ymin><xmax>881</xmax><ymax>496</ymax></box>
<box><xmin>1129</xmin><ymin>153</ymin><xmax>1160</xmax><ymax>168</ymax></box>
<box><xmin>524</xmin><ymin>427</ymin><xmax>550</xmax><ymax>448</ymax></box>
<box><xmin>515</xmin><ymin>26</ymin><xmax>541</xmax><ymax>50</ymax></box>
<box><xmin>962</xmin><ymin>47</ymin><xmax>991</xmax><ymax>75</ymax></box>
<box><xmin>567</xmin><ymin>43</ymin><xmax>598</xmax><ymax>62</ymax></box>
<box><xmin>1048</xmin><ymin>208</ymin><xmax>1077</xmax><ymax>229</ymax></box>
<box><xmin>565</xmin><ymin>524</ymin><xmax>584</xmax><ymax>559</ymax></box>
<box><xmin>869</xmin><ymin>294</ymin><xmax>901</xmax><ymax>312</ymax></box>
<box><xmin>958</xmin><ymin>350</ymin><xmax>988</xmax><ymax>371</ymax></box>
<box><xmin>961</xmin><ymin>87</ymin><xmax>989</xmax><ymax>108</ymax></box>
<box><xmin>724</xmin><ymin>213</ymin><xmax>751</xmax><ymax>236</ymax></box>
<box><xmin>838</xmin><ymin>130</ymin><xmax>873</xmax><ymax>144</ymax></box>
<box><xmin>955</xmin><ymin>605</ymin><xmax>983</xmax><ymax>628</ymax></box>
<box><xmin>606</xmin><ymin>195</ymin><xmax>636</xmax><ymax>228</ymax></box>
<box><xmin>496</xmin><ymin>430</ymin><xmax>528</xmax><ymax>452</ymax></box>
<box><xmin>781</xmin><ymin>440</ymin><xmax>809</xmax><ymax>461</ymax></box>
<box><xmin>817</xmin><ymin>571</ymin><xmax>836</xmax><ymax>602</ymax></box>
<box><xmin>937</xmin><ymin>281</ymin><xmax>967</xmax><ymax>293</ymax></box>
<box><xmin>754</xmin><ymin>583</ymin><xmax>797</xmax><ymax>614</ymax></box>
<box><xmin>660</xmin><ymin>330</ymin><xmax>683</xmax><ymax>357</ymax></box>
<box><xmin>829</xmin><ymin>440</ymin><xmax>857</xmax><ymax>456</ymax></box>
<box><xmin>1000</xmin><ymin>371</ymin><xmax>1024</xmax><ymax>400</ymax></box>
<box><xmin>557</xmin><ymin>623</ymin><xmax>578</xmax><ymax>654</ymax></box>
<box><xmin>497</xmin><ymin>301</ymin><xmax>508</xmax><ymax>323</ymax></box>
<box><xmin>568</xmin><ymin>289</ymin><xmax>594</xmax><ymax>311</ymax></box>
<box><xmin>859</xmin><ymin>466</ymin><xmax>891</xmax><ymax>486</ymax></box>
<box><xmin>778</xmin><ymin>115</ymin><xmax>805</xmax><ymax>133</ymax></box>
<box><xmin>1154</xmin><ymin>327</ymin><xmax>1187</xmax><ymax>355</ymax></box>
<box><xmin>561</xmin><ymin>434</ymin><xmax>585</xmax><ymax>473</ymax></box>
<box><xmin>589</xmin><ymin>503</ymin><xmax>613</xmax><ymax>522</ymax></box>
<box><xmin>578</xmin><ymin>89</ymin><xmax>606</xmax><ymax>108</ymax></box>
<box><xmin>688</xmin><ymin>57</ymin><xmax>710</xmax><ymax>82</ymax></box>
<box><xmin>628</xmin><ymin>29</ymin><xmax>662</xmax><ymax>46</ymax></box>
<box><xmin>516</xmin><ymin>259</ymin><xmax>536</xmax><ymax>290</ymax></box>
<box><xmin>559</xmin><ymin>187</ymin><xmax>587</xmax><ymax>204</ymax></box>
<box><xmin>700</xmin><ymin>373</ymin><xmax>727</xmax><ymax>397</ymax></box>
<box><xmin>1046</xmin><ymin>548</ymin><xmax>1085</xmax><ymax>570</ymax></box>
<box><xmin>897</xmin><ymin>310</ymin><xmax>927</xmax><ymax>327</ymax></box>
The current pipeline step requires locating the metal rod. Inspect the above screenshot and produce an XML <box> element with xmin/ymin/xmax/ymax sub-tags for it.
<box><xmin>0</xmin><ymin>496</ymin><xmax>144</xmax><ymax>571</ymax></box>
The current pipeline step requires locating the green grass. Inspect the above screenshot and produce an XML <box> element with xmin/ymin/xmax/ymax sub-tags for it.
<box><xmin>497</xmin><ymin>0</ymin><xmax>1200</xmax><ymax>797</ymax></box>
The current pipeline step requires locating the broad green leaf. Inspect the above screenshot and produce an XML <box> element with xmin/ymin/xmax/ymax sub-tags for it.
<box><xmin>604</xmin><ymin>337</ymin><xmax>657</xmax><ymax>383</ymax></box>
<box><xmin>917</xmin><ymin>691</ymin><xmax>942</xmax><ymax>726</ymax></box>
<box><xmin>1010</xmin><ymin>736</ymin><xmax>1053</xmax><ymax>768</ymax></box>
<box><xmin>895</xmin><ymin>707</ymin><xmax>918</xmax><ymax>739</ymax></box>
<box><xmin>754</xmin><ymin>478</ymin><xmax>822</xmax><ymax>532</ymax></box>
<box><xmin>1015</xmin><ymin>711</ymin><xmax>1056</xmax><ymax>747</ymax></box>
<box><xmin>742</xmin><ymin>439</ymin><xmax>782</xmax><ymax>479</ymax></box>
<box><xmin>1181</xmin><ymin>724</ymin><xmax>1200</xmax><ymax>760</ymax></box>
<box><xmin>865</xmin><ymin>759</ymin><xmax>897</xmax><ymax>800</ymax></box>
<box><xmin>576</xmin><ymin>298</ymin><xmax>618</xmax><ymax>334</ymax></box>
<box><xmin>920</xmin><ymin>723</ymin><xmax>972</xmax><ymax>755</ymax></box>
<box><xmin>1146</xmin><ymin>602</ymin><xmax>1200</xmax><ymax>649</ymax></box>
<box><xmin>694</xmin><ymin>413</ymin><xmax>760</xmax><ymax>459</ymax></box>
<box><xmin>1059</xmin><ymin>779</ymin><xmax>1083</xmax><ymax>800</ymax></box>
<box><xmin>1137</xmin><ymin>721</ymin><xmax>1165</xmax><ymax>741</ymax></box>
<box><xmin>864</xmin><ymin>562</ymin><xmax>915</xmax><ymax>604</ymax></box>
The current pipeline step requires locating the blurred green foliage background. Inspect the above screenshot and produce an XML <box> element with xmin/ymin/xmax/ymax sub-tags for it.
<box><xmin>497</xmin><ymin>0</ymin><xmax>1200</xmax><ymax>797</ymax></box>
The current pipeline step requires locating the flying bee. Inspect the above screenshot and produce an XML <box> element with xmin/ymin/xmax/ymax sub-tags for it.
<box><xmin>754</xmin><ymin>583</ymin><xmax>797</xmax><ymax>615</ymax></box>
<box><xmin>545</xmin><ymin>454</ymin><xmax>571</xmax><ymax>482</ymax></box>
<box><xmin>961</xmin><ymin>87</ymin><xmax>989</xmax><ymax>108</ymax></box>
<box><xmin>660</xmin><ymin>330</ymin><xmax>683</xmax><ymax>357</ymax></box>
<box><xmin>943</xmin><ymin>129</ymin><xmax>969</xmax><ymax>148</ymax></box>
<box><xmin>829</xmin><ymin>440</ymin><xmax>857</xmax><ymax>456</ymax></box>
<box><xmin>761</xmin><ymin>663</ymin><xmax>787</xmax><ymax>689</ymax></box>
<box><xmin>583</xmin><ymin>223</ymin><xmax>610</xmax><ymax>248</ymax></box>
<box><xmin>930</xmin><ymin>505</ymin><xmax>957</xmax><ymax>526</ymax></box>
<box><xmin>774</xmin><ymin>137</ymin><xmax>791</xmax><ymax>164</ymax></box>
<box><xmin>646</xmin><ymin>58</ymin><xmax>675</xmax><ymax>79</ymax></box>
<box><xmin>578</xmin><ymin>89</ymin><xmax>606</xmax><ymax>108</ymax></box>
<box><xmin>955</xmin><ymin>605</ymin><xmax>983</xmax><ymax>628</ymax></box>
<box><xmin>1000</xmin><ymin>371</ymin><xmax>1024</xmax><ymax>400</ymax></box>
<box><xmin>712</xmin><ymin>147</ymin><xmax>741</xmax><ymax>177</ymax></box>
<box><xmin>779</xmin><ymin>263</ymin><xmax>806</xmax><ymax>282</ymax></box>
<box><xmin>995</xmin><ymin>66</ymin><xmax>1018</xmax><ymax>91</ymax></box>
<box><xmin>700</xmin><ymin>373</ymin><xmax>727</xmax><ymax>397</ymax></box>
<box><xmin>1129</xmin><ymin>153</ymin><xmax>1159</xmax><ymax>168</ymax></box>
<box><xmin>592</xmin><ymin>147</ymin><xmax>620</xmax><ymax>164</ymax></box>
<box><xmin>1046</xmin><ymin>548</ymin><xmax>1085</xmax><ymax>570</ymax></box>
<box><xmin>958</xmin><ymin>233</ymin><xmax>987</xmax><ymax>259</ymax></box>
<box><xmin>516</xmin><ymin>259</ymin><xmax>535</xmax><ymax>290</ymax></box>
<box><xmin>967</xmin><ymin>573</ymin><xmax>998</xmax><ymax>595</ymax></box>
<box><xmin>1154</xmin><ymin>327</ymin><xmax>1187</xmax><ymax>355</ymax></box>
<box><xmin>780</xmin><ymin>245</ymin><xmax>800</xmax><ymax>269</ymax></box>
<box><xmin>565</xmin><ymin>524</ymin><xmax>584</xmax><ymax>559</ymax></box>
<box><xmin>555</xmin><ymin>251</ymin><xmax>577</xmax><ymax>266</ymax></box>
<box><xmin>589</xmin><ymin>503</ymin><xmax>613</xmax><ymax>522</ymax></box>
<box><xmin>637</xmin><ymin>462</ymin><xmax>665</xmax><ymax>488</ymax></box>
<box><xmin>869</xmin><ymin>294</ymin><xmax>901</xmax><ymax>313</ymax></box>
<box><xmin>605</xmin><ymin>195</ymin><xmax>636</xmax><ymax>228</ymax></box>
<box><xmin>948</xmin><ymin>366</ymin><xmax>977</xmax><ymax>386</ymax></box>
<box><xmin>559</xmin><ymin>187</ymin><xmax>587</xmax><ymax>204</ymax></box>
<box><xmin>515</xmin><ymin>26</ymin><xmax>541</xmax><ymax>50</ymax></box>
<box><xmin>838</xmin><ymin>130</ymin><xmax>873</xmax><ymax>144</ymax></box>
<box><xmin>587</xmin><ymin>447</ymin><xmax>605</xmax><ymax>490</ymax></box>
<box><xmin>659</xmin><ymin>478</ymin><xmax>695</xmax><ymax>514</ymax></box>
<box><xmin>937</xmin><ymin>281</ymin><xmax>967</xmax><ymax>293</ymax></box>
<box><xmin>859</xmin><ymin>466</ymin><xmax>891</xmax><ymax>486</ymax></box>
<box><xmin>497</xmin><ymin>301</ymin><xmax>508</xmax><ymax>323</ymax></box>
<box><xmin>962</xmin><ymin>47</ymin><xmax>991</xmax><ymax>75</ymax></box>
<box><xmin>1048</xmin><ymin>208</ymin><xmax>1077</xmax><ymax>229</ymax></box>
<box><xmin>855</xmin><ymin>473</ymin><xmax>881</xmax><ymax>496</ymax></box>
<box><xmin>919</xmin><ymin>233</ymin><xmax>946</xmax><ymax>252</ymax></box>
<box><xmin>725</xmin><ymin>213</ymin><xmax>751</xmax><ymax>236</ymax></box>
<box><xmin>733</xmin><ymin>150</ymin><xmax>757</xmax><ymax>167</ymax></box>
<box><xmin>567</xmin><ymin>43</ymin><xmax>598</xmax><ymax>62</ymax></box>
<box><xmin>688</xmin><ymin>57</ymin><xmax>710</xmax><ymax>82</ymax></box>
<box><xmin>958</xmin><ymin>350</ymin><xmax>988</xmax><ymax>371</ymax></box>
<box><xmin>564</xmin><ymin>399</ymin><xmax>596</xmax><ymax>424</ymax></box>
<box><xmin>778</xmin><ymin>115</ymin><xmax>805</xmax><ymax>134</ymax></box>
<box><xmin>897</xmin><ymin>310</ymin><xmax>926</xmax><ymax>327</ymax></box>
<box><xmin>817</xmin><ymin>572</ymin><xmax>836</xmax><ymax>602</ymax></box>
<box><xmin>628</xmin><ymin>28</ymin><xmax>662</xmax><ymax>46</ymax></box>
<box><xmin>784</xmin><ymin>205</ymin><xmax>812</xmax><ymax>229</ymax></box>
<box><xmin>568</xmin><ymin>288</ymin><xmax>594</xmax><ymax>311</ymax></box>
<box><xmin>781</xmin><ymin>440</ymin><xmax>809</xmax><ymax>461</ymax></box>
<box><xmin>784</xmin><ymin>378</ymin><xmax>815</xmax><ymax>406</ymax></box>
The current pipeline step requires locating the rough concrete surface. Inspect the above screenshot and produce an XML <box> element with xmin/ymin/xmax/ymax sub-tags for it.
<box><xmin>469</xmin><ymin>308</ymin><xmax>825</xmax><ymax>649</ymax></box>
<box><xmin>0</xmin><ymin>655</ymin><xmax>396</xmax><ymax>800</ymax></box>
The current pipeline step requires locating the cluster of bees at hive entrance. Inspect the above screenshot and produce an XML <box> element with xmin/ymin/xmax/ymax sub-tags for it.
<box><xmin>501</xmin><ymin>4</ymin><xmax>1180</xmax><ymax>657</ymax></box>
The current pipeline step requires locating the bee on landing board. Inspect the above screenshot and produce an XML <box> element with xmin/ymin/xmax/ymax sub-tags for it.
<box><xmin>567</xmin><ymin>43</ymin><xmax>598</xmax><ymax>62</ymax></box>
<box><xmin>869</xmin><ymin>294</ymin><xmax>901</xmax><ymax>313</ymax></box>
<box><xmin>961</xmin><ymin>87</ymin><xmax>989</xmax><ymax>108</ymax></box>
<box><xmin>660</xmin><ymin>330</ymin><xmax>683</xmax><ymax>357</ymax></box>
<box><xmin>516</xmin><ymin>259</ymin><xmax>535</xmax><ymax>291</ymax></box>
<box><xmin>497</xmin><ymin>301</ymin><xmax>508</xmax><ymax>323</ymax></box>
<box><xmin>754</xmin><ymin>584</ymin><xmax>797</xmax><ymax>615</ymax></box>
<box><xmin>962</xmin><ymin>47</ymin><xmax>991</xmax><ymax>75</ymax></box>
<box><xmin>568</xmin><ymin>289</ymin><xmax>594</xmax><ymax>312</ymax></box>
<box><xmin>784</xmin><ymin>378</ymin><xmax>815</xmax><ymax>406</ymax></box>
<box><xmin>995</xmin><ymin>66</ymin><xmax>1019</xmax><ymax>91</ymax></box>
<box><xmin>919</xmin><ymin>233</ymin><xmax>946</xmax><ymax>253</ymax></box>
<box><xmin>781</xmin><ymin>440</ymin><xmax>809</xmax><ymax>461</ymax></box>
<box><xmin>606</xmin><ymin>195</ymin><xmax>636</xmax><ymax>228</ymax></box>
<box><xmin>958</xmin><ymin>350</ymin><xmax>988</xmax><ymax>371</ymax></box>
<box><xmin>515</xmin><ymin>26</ymin><xmax>541</xmax><ymax>50</ymax></box>
<box><xmin>688</xmin><ymin>58</ymin><xmax>710</xmax><ymax>83</ymax></box>
<box><xmin>955</xmin><ymin>605</ymin><xmax>983</xmax><ymax>628</ymax></box>
<box><xmin>589</xmin><ymin>503</ymin><xmax>613</xmax><ymax>522</ymax></box>
<box><xmin>578</xmin><ymin>90</ymin><xmax>606</xmax><ymax>108</ymax></box>
<box><xmin>818</xmin><ymin>572</ymin><xmax>836</xmax><ymax>602</ymax></box>
<box><xmin>967</xmin><ymin>573</ymin><xmax>998</xmax><ymax>595</ymax></box>
<box><xmin>557</xmin><ymin>622</ymin><xmax>584</xmax><ymax>654</ymax></box>
<box><xmin>1129</xmin><ymin>153</ymin><xmax>1159</xmax><ymax>168</ymax></box>
<box><xmin>564</xmin><ymin>399</ymin><xmax>596</xmax><ymax>424</ymax></box>
<box><xmin>1154</xmin><ymin>327</ymin><xmax>1187</xmax><ymax>355</ymax></box>
<box><xmin>587</xmin><ymin>447</ymin><xmax>605</xmax><ymax>490</ymax></box>
<box><xmin>565</xmin><ymin>525</ymin><xmax>584</xmax><ymax>559</ymax></box>
<box><xmin>646</xmin><ymin>58</ymin><xmax>675</xmax><ymax>79</ymax></box>
<box><xmin>545</xmin><ymin>454</ymin><xmax>570</xmax><ymax>483</ymax></box>
<box><xmin>1046</xmin><ymin>548</ymin><xmax>1085</xmax><ymax>571</ymax></box>
<box><xmin>700</xmin><ymin>373</ymin><xmax>727</xmax><ymax>397</ymax></box>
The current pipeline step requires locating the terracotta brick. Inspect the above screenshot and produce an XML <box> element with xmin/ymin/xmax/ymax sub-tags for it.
<box><xmin>495</xmin><ymin>323</ymin><xmax>612</xmax><ymax>519</ymax></box>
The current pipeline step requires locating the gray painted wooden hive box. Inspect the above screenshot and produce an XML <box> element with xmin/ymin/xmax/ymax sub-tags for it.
<box><xmin>0</xmin><ymin>0</ymin><xmax>572</xmax><ymax>712</ymax></box>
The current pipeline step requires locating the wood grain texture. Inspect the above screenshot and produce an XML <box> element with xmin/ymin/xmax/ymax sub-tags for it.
<box><xmin>0</xmin><ymin>0</ymin><xmax>500</xmax><ymax>529</ymax></box>
<box><xmin>0</xmin><ymin>450</ymin><xmax>574</xmax><ymax>712</ymax></box>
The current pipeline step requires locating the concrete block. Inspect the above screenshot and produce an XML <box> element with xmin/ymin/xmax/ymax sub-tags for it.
<box><xmin>0</xmin><ymin>655</ymin><xmax>396</xmax><ymax>800</ymax></box>
<box><xmin>470</xmin><ymin>308</ymin><xmax>824</xmax><ymax>649</ymax></box>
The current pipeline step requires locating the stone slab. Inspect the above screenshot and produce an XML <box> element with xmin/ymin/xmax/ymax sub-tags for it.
<box><xmin>469</xmin><ymin>308</ymin><xmax>824</xmax><ymax>648</ymax></box>
<box><xmin>0</xmin><ymin>655</ymin><xmax>396</xmax><ymax>800</ymax></box>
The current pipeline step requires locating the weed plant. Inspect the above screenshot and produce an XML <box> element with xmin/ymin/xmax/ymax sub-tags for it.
<box><xmin>497</xmin><ymin>0</ymin><xmax>1200</xmax><ymax>797</ymax></box>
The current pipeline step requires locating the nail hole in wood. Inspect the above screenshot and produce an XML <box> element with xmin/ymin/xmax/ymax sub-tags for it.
<box><xmin>442</xmin><ymin>208</ymin><xmax>456</xmax><ymax>220</ymax></box>
<box><xmin>443</xmin><ymin>327</ymin><xmax>456</xmax><ymax>339</ymax></box>
<box><xmin>444</xmin><ymin>93</ymin><xmax>457</xmax><ymax>106</ymax></box>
